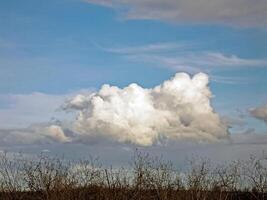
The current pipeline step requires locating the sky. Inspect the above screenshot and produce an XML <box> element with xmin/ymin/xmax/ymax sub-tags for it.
<box><xmin>0</xmin><ymin>0</ymin><xmax>267</xmax><ymax>166</ymax></box>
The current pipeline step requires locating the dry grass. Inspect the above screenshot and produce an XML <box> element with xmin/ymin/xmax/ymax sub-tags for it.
<box><xmin>0</xmin><ymin>151</ymin><xmax>266</xmax><ymax>200</ymax></box>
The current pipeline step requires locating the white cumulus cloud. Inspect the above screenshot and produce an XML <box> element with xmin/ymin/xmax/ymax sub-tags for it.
<box><xmin>63</xmin><ymin>72</ymin><xmax>229</xmax><ymax>146</ymax></box>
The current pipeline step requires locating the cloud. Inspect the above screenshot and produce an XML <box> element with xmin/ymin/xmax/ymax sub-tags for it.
<box><xmin>85</xmin><ymin>0</ymin><xmax>267</xmax><ymax>27</ymax></box>
<box><xmin>99</xmin><ymin>43</ymin><xmax>267</xmax><ymax>73</ymax></box>
<box><xmin>63</xmin><ymin>72</ymin><xmax>229</xmax><ymax>146</ymax></box>
<box><xmin>0</xmin><ymin>124</ymin><xmax>70</xmax><ymax>146</ymax></box>
<box><xmin>230</xmin><ymin>131</ymin><xmax>267</xmax><ymax>145</ymax></box>
<box><xmin>127</xmin><ymin>52</ymin><xmax>267</xmax><ymax>72</ymax></box>
<box><xmin>250</xmin><ymin>104</ymin><xmax>267</xmax><ymax>124</ymax></box>
<box><xmin>209</xmin><ymin>75</ymin><xmax>252</xmax><ymax>84</ymax></box>
<box><xmin>101</xmin><ymin>42</ymin><xmax>187</xmax><ymax>54</ymax></box>
<box><xmin>0</xmin><ymin>90</ymin><xmax>95</xmax><ymax>129</ymax></box>
<box><xmin>1</xmin><ymin>73</ymin><xmax>264</xmax><ymax>147</ymax></box>
<box><xmin>4</xmin><ymin>133</ymin><xmax>267</xmax><ymax>168</ymax></box>
<box><xmin>46</xmin><ymin>125</ymin><xmax>72</xmax><ymax>143</ymax></box>
<box><xmin>0</xmin><ymin>92</ymin><xmax>70</xmax><ymax>129</ymax></box>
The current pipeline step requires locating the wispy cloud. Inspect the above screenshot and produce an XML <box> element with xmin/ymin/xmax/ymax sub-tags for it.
<box><xmin>0</xmin><ymin>90</ymin><xmax>93</xmax><ymax>129</ymax></box>
<box><xmin>84</xmin><ymin>0</ymin><xmax>267</xmax><ymax>27</ymax></box>
<box><xmin>0</xmin><ymin>93</ymin><xmax>69</xmax><ymax>129</ymax></box>
<box><xmin>99</xmin><ymin>42</ymin><xmax>267</xmax><ymax>73</ymax></box>
<box><xmin>133</xmin><ymin>52</ymin><xmax>267</xmax><ymax>71</ymax></box>
<box><xmin>83</xmin><ymin>0</ymin><xmax>115</xmax><ymax>8</ymax></box>
<box><xmin>101</xmin><ymin>42</ymin><xmax>189</xmax><ymax>54</ymax></box>
<box><xmin>209</xmin><ymin>75</ymin><xmax>252</xmax><ymax>85</ymax></box>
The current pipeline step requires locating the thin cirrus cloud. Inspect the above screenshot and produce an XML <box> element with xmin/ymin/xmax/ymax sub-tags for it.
<box><xmin>101</xmin><ymin>43</ymin><xmax>267</xmax><ymax>73</ymax></box>
<box><xmin>84</xmin><ymin>0</ymin><xmax>267</xmax><ymax>27</ymax></box>
<box><xmin>101</xmin><ymin>42</ymin><xmax>189</xmax><ymax>54</ymax></box>
<box><xmin>126</xmin><ymin>53</ymin><xmax>267</xmax><ymax>72</ymax></box>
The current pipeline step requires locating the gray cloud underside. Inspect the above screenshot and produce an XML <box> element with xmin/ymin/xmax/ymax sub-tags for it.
<box><xmin>85</xmin><ymin>0</ymin><xmax>267</xmax><ymax>27</ymax></box>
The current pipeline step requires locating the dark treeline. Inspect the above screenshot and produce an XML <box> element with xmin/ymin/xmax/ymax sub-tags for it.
<box><xmin>0</xmin><ymin>151</ymin><xmax>266</xmax><ymax>200</ymax></box>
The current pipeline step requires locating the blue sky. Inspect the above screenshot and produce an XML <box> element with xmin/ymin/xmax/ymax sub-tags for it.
<box><xmin>0</xmin><ymin>0</ymin><xmax>267</xmax><ymax>163</ymax></box>
<box><xmin>1</xmin><ymin>0</ymin><xmax>267</xmax><ymax>93</ymax></box>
